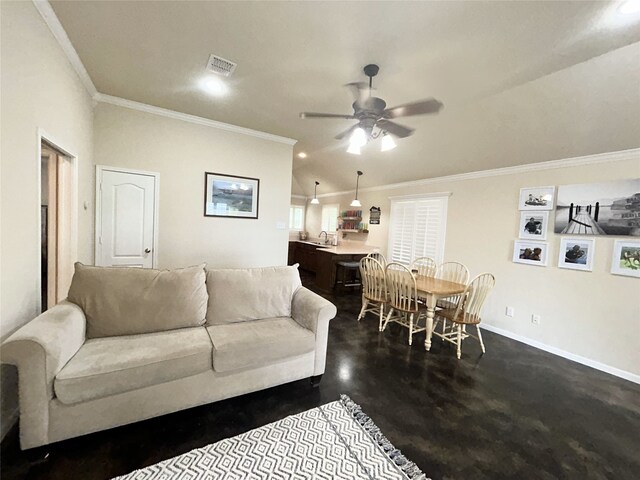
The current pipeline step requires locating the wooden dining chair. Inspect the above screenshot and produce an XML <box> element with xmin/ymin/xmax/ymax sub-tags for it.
<box><xmin>410</xmin><ymin>257</ymin><xmax>437</xmax><ymax>277</ymax></box>
<box><xmin>367</xmin><ymin>252</ymin><xmax>387</xmax><ymax>268</ymax></box>
<box><xmin>435</xmin><ymin>262</ymin><xmax>471</xmax><ymax>335</ymax></box>
<box><xmin>381</xmin><ymin>263</ymin><xmax>426</xmax><ymax>345</ymax></box>
<box><xmin>357</xmin><ymin>257</ymin><xmax>387</xmax><ymax>330</ymax></box>
<box><xmin>432</xmin><ymin>273</ymin><xmax>495</xmax><ymax>359</ymax></box>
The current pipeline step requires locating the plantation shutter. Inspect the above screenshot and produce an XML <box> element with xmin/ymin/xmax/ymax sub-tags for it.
<box><xmin>388</xmin><ymin>195</ymin><xmax>448</xmax><ymax>265</ymax></box>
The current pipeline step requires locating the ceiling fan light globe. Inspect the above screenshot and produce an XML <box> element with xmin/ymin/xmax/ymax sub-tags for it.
<box><xmin>310</xmin><ymin>198</ymin><xmax>320</xmax><ymax>205</ymax></box>
<box><xmin>381</xmin><ymin>134</ymin><xmax>397</xmax><ymax>152</ymax></box>
<box><xmin>346</xmin><ymin>143</ymin><xmax>361</xmax><ymax>155</ymax></box>
<box><xmin>350</xmin><ymin>199</ymin><xmax>362</xmax><ymax>207</ymax></box>
<box><xmin>350</xmin><ymin>128</ymin><xmax>367</xmax><ymax>148</ymax></box>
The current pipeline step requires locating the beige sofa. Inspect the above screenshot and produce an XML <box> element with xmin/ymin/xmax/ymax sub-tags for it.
<box><xmin>1</xmin><ymin>263</ymin><xmax>337</xmax><ymax>450</ymax></box>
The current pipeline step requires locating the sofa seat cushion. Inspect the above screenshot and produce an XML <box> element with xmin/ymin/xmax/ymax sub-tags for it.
<box><xmin>207</xmin><ymin>317</ymin><xmax>315</xmax><ymax>373</ymax></box>
<box><xmin>54</xmin><ymin>327</ymin><xmax>213</xmax><ymax>405</ymax></box>
<box><xmin>68</xmin><ymin>262</ymin><xmax>208</xmax><ymax>338</ymax></box>
<box><xmin>206</xmin><ymin>265</ymin><xmax>302</xmax><ymax>325</ymax></box>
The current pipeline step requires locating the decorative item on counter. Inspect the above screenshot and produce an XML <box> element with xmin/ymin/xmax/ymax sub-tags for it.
<box><xmin>369</xmin><ymin>206</ymin><xmax>381</xmax><ymax>225</ymax></box>
<box><xmin>298</xmin><ymin>231</ymin><xmax>308</xmax><ymax>240</ymax></box>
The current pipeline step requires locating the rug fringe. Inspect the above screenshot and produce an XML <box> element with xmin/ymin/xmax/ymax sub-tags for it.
<box><xmin>339</xmin><ymin>394</ymin><xmax>430</xmax><ymax>480</ymax></box>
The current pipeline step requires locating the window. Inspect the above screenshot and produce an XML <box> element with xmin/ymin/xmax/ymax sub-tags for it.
<box><xmin>289</xmin><ymin>205</ymin><xmax>305</xmax><ymax>231</ymax></box>
<box><xmin>321</xmin><ymin>204</ymin><xmax>339</xmax><ymax>232</ymax></box>
<box><xmin>388</xmin><ymin>195</ymin><xmax>449</xmax><ymax>265</ymax></box>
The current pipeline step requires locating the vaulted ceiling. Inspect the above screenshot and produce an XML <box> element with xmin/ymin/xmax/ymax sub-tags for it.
<box><xmin>50</xmin><ymin>1</ymin><xmax>640</xmax><ymax>195</ymax></box>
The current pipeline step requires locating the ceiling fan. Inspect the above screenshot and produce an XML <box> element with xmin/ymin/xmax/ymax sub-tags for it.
<box><xmin>299</xmin><ymin>64</ymin><xmax>443</xmax><ymax>154</ymax></box>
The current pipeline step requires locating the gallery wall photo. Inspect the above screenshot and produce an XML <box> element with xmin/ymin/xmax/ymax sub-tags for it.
<box><xmin>554</xmin><ymin>179</ymin><xmax>640</xmax><ymax>236</ymax></box>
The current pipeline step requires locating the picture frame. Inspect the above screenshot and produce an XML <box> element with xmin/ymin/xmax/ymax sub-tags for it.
<box><xmin>204</xmin><ymin>172</ymin><xmax>259</xmax><ymax>219</ymax></box>
<box><xmin>558</xmin><ymin>237</ymin><xmax>595</xmax><ymax>272</ymax></box>
<box><xmin>610</xmin><ymin>240</ymin><xmax>640</xmax><ymax>278</ymax></box>
<box><xmin>519</xmin><ymin>186</ymin><xmax>555</xmax><ymax>211</ymax></box>
<box><xmin>519</xmin><ymin>211</ymin><xmax>549</xmax><ymax>240</ymax></box>
<box><xmin>512</xmin><ymin>240</ymin><xmax>549</xmax><ymax>266</ymax></box>
<box><xmin>554</xmin><ymin>179</ymin><xmax>640</xmax><ymax>236</ymax></box>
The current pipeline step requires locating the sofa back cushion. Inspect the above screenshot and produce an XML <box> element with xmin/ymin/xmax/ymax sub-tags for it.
<box><xmin>206</xmin><ymin>265</ymin><xmax>302</xmax><ymax>325</ymax></box>
<box><xmin>68</xmin><ymin>262</ymin><xmax>208</xmax><ymax>338</ymax></box>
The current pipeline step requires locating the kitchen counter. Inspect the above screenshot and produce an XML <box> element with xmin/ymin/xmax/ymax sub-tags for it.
<box><xmin>316</xmin><ymin>245</ymin><xmax>380</xmax><ymax>255</ymax></box>
<box><xmin>315</xmin><ymin>244</ymin><xmax>380</xmax><ymax>293</ymax></box>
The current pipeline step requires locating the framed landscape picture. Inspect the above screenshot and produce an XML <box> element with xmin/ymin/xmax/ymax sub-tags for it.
<box><xmin>554</xmin><ymin>179</ymin><xmax>640</xmax><ymax>236</ymax></box>
<box><xmin>204</xmin><ymin>172</ymin><xmax>259</xmax><ymax>219</ymax></box>
<box><xmin>610</xmin><ymin>240</ymin><xmax>640</xmax><ymax>278</ymax></box>
<box><xmin>558</xmin><ymin>237</ymin><xmax>595</xmax><ymax>272</ymax></box>
<box><xmin>513</xmin><ymin>240</ymin><xmax>549</xmax><ymax>266</ymax></box>
<box><xmin>519</xmin><ymin>211</ymin><xmax>549</xmax><ymax>240</ymax></box>
<box><xmin>519</xmin><ymin>186</ymin><xmax>555</xmax><ymax>211</ymax></box>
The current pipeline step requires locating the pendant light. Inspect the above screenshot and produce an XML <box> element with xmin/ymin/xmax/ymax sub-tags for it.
<box><xmin>350</xmin><ymin>171</ymin><xmax>363</xmax><ymax>207</ymax></box>
<box><xmin>310</xmin><ymin>181</ymin><xmax>320</xmax><ymax>204</ymax></box>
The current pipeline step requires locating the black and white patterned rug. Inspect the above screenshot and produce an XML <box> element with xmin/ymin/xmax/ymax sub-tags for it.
<box><xmin>114</xmin><ymin>395</ymin><xmax>428</xmax><ymax>479</ymax></box>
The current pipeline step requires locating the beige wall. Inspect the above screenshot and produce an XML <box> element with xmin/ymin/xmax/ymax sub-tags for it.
<box><xmin>0</xmin><ymin>1</ymin><xmax>94</xmax><ymax>339</ymax></box>
<box><xmin>0</xmin><ymin>1</ymin><xmax>95</xmax><ymax>439</ymax></box>
<box><xmin>310</xmin><ymin>154</ymin><xmax>640</xmax><ymax>378</ymax></box>
<box><xmin>94</xmin><ymin>103</ymin><xmax>294</xmax><ymax>269</ymax></box>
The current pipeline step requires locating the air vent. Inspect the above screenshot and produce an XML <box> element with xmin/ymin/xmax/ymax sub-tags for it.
<box><xmin>206</xmin><ymin>54</ymin><xmax>237</xmax><ymax>77</ymax></box>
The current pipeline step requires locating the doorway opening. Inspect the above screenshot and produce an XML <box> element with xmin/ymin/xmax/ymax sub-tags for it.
<box><xmin>40</xmin><ymin>141</ymin><xmax>75</xmax><ymax>312</ymax></box>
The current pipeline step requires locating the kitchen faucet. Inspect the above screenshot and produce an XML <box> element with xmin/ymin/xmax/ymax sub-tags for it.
<box><xmin>319</xmin><ymin>231</ymin><xmax>328</xmax><ymax>244</ymax></box>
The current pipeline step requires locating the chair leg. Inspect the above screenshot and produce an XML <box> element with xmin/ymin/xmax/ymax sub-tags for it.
<box><xmin>378</xmin><ymin>303</ymin><xmax>385</xmax><ymax>332</ymax></box>
<box><xmin>456</xmin><ymin>324</ymin><xmax>462</xmax><ymax>359</ymax></box>
<box><xmin>408</xmin><ymin>313</ymin><xmax>414</xmax><ymax>346</ymax></box>
<box><xmin>382</xmin><ymin>308</ymin><xmax>393</xmax><ymax>331</ymax></box>
<box><xmin>357</xmin><ymin>297</ymin><xmax>368</xmax><ymax>321</ymax></box>
<box><xmin>476</xmin><ymin>325</ymin><xmax>486</xmax><ymax>354</ymax></box>
<box><xmin>441</xmin><ymin>319</ymin><xmax>447</xmax><ymax>340</ymax></box>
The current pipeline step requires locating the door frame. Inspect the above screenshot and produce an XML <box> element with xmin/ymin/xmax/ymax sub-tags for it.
<box><xmin>36</xmin><ymin>128</ymin><xmax>79</xmax><ymax>312</ymax></box>
<box><xmin>95</xmin><ymin>165</ymin><xmax>160</xmax><ymax>268</ymax></box>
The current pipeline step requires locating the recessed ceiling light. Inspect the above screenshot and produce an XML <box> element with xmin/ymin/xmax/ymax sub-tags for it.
<box><xmin>199</xmin><ymin>76</ymin><xmax>228</xmax><ymax>97</ymax></box>
<box><xmin>298</xmin><ymin>152</ymin><xmax>307</xmax><ymax>158</ymax></box>
<box><xmin>618</xmin><ymin>0</ymin><xmax>640</xmax><ymax>15</ymax></box>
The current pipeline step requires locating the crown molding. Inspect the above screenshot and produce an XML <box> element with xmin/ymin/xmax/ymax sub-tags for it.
<box><xmin>291</xmin><ymin>194</ymin><xmax>307</xmax><ymax>200</ymax></box>
<box><xmin>94</xmin><ymin>93</ymin><xmax>298</xmax><ymax>146</ymax></box>
<box><xmin>317</xmin><ymin>148</ymin><xmax>640</xmax><ymax>198</ymax></box>
<box><xmin>32</xmin><ymin>0</ymin><xmax>97</xmax><ymax>97</ymax></box>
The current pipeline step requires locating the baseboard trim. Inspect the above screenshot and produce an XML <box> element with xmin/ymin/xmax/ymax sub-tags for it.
<box><xmin>480</xmin><ymin>323</ymin><xmax>640</xmax><ymax>384</ymax></box>
<box><xmin>0</xmin><ymin>407</ymin><xmax>19</xmax><ymax>443</ymax></box>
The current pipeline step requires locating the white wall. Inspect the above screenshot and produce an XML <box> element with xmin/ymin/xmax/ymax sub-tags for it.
<box><xmin>0</xmin><ymin>1</ymin><xmax>95</xmax><ymax>438</ymax></box>
<box><xmin>94</xmin><ymin>103</ymin><xmax>294</xmax><ymax>269</ymax></box>
<box><xmin>310</xmin><ymin>152</ymin><xmax>640</xmax><ymax>379</ymax></box>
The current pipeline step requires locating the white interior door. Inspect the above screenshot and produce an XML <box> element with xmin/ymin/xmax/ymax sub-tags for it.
<box><xmin>96</xmin><ymin>167</ymin><xmax>158</xmax><ymax>268</ymax></box>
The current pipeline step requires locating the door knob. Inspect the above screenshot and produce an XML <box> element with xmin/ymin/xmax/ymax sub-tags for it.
<box><xmin>145</xmin><ymin>248</ymin><xmax>151</xmax><ymax>253</ymax></box>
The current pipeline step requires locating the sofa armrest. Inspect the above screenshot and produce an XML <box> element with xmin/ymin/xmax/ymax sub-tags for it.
<box><xmin>1</xmin><ymin>300</ymin><xmax>86</xmax><ymax>448</ymax></box>
<box><xmin>291</xmin><ymin>287</ymin><xmax>337</xmax><ymax>376</ymax></box>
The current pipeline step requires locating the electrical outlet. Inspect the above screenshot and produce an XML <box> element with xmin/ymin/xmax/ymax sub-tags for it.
<box><xmin>505</xmin><ymin>307</ymin><xmax>515</xmax><ymax>317</ymax></box>
<box><xmin>531</xmin><ymin>314</ymin><xmax>541</xmax><ymax>325</ymax></box>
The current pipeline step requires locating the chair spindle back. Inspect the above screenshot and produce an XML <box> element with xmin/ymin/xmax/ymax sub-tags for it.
<box><xmin>385</xmin><ymin>263</ymin><xmax>419</xmax><ymax>313</ymax></box>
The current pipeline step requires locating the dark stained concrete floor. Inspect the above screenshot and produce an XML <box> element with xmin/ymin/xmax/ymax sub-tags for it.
<box><xmin>1</xmin><ymin>272</ymin><xmax>639</xmax><ymax>479</ymax></box>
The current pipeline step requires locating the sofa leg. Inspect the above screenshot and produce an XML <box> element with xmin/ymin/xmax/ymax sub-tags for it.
<box><xmin>310</xmin><ymin>374</ymin><xmax>323</xmax><ymax>388</ymax></box>
<box><xmin>25</xmin><ymin>447</ymin><xmax>50</xmax><ymax>465</ymax></box>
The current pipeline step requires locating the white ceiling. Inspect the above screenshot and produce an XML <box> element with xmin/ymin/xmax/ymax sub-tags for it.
<box><xmin>50</xmin><ymin>1</ymin><xmax>640</xmax><ymax>195</ymax></box>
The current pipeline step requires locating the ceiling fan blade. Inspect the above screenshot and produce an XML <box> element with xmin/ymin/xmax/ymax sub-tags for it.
<box><xmin>300</xmin><ymin>112</ymin><xmax>356</xmax><ymax>120</ymax></box>
<box><xmin>335</xmin><ymin>124</ymin><xmax>360</xmax><ymax>140</ymax></box>
<box><xmin>377</xmin><ymin>119</ymin><xmax>414</xmax><ymax>138</ymax></box>
<box><xmin>383</xmin><ymin>98</ymin><xmax>443</xmax><ymax>118</ymax></box>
